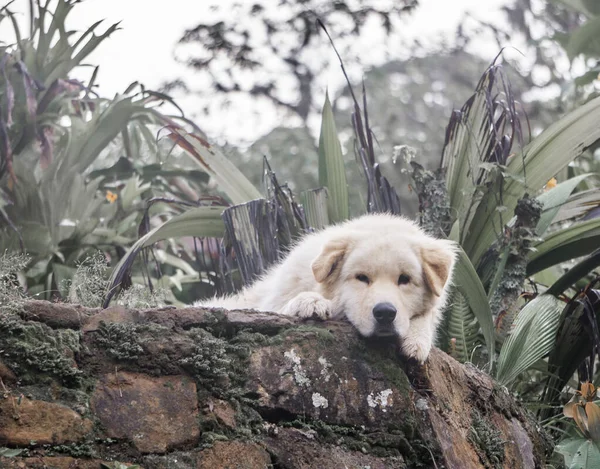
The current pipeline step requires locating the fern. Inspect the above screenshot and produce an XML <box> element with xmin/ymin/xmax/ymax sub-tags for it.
<box><xmin>443</xmin><ymin>290</ymin><xmax>482</xmax><ymax>363</ymax></box>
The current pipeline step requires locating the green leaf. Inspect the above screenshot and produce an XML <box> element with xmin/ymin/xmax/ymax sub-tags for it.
<box><xmin>453</xmin><ymin>247</ymin><xmax>495</xmax><ymax>364</ymax></box>
<box><xmin>46</xmin><ymin>99</ymin><xmax>144</xmax><ymax>182</ymax></box>
<box><xmin>467</xmin><ymin>95</ymin><xmax>600</xmax><ymax>266</ymax></box>
<box><xmin>547</xmin><ymin>248</ymin><xmax>600</xmax><ymax>295</ymax></box>
<box><xmin>527</xmin><ymin>217</ymin><xmax>600</xmax><ymax>275</ymax></box>
<box><xmin>134</xmin><ymin>207</ymin><xmax>224</xmax><ymax>245</ymax></box>
<box><xmin>556</xmin><ymin>438</ymin><xmax>600</xmax><ymax>469</ymax></box>
<box><xmin>566</xmin><ymin>16</ymin><xmax>600</xmax><ymax>60</ymax></box>
<box><xmin>18</xmin><ymin>222</ymin><xmax>54</xmax><ymax>257</ymax></box>
<box><xmin>554</xmin><ymin>189</ymin><xmax>600</xmax><ymax>224</ymax></box>
<box><xmin>318</xmin><ymin>92</ymin><xmax>349</xmax><ymax>223</ymax></box>
<box><xmin>448</xmin><ymin>220</ymin><xmax>460</xmax><ymax>243</ymax></box>
<box><xmin>106</xmin><ymin>206</ymin><xmax>226</xmax><ymax>297</ymax></box>
<box><xmin>52</xmin><ymin>263</ymin><xmax>77</xmax><ymax>297</ymax></box>
<box><xmin>495</xmin><ymin>294</ymin><xmax>564</xmax><ymax>386</ymax></box>
<box><xmin>541</xmin><ymin>296</ymin><xmax>599</xmax><ymax>418</ymax></box>
<box><xmin>443</xmin><ymin>83</ymin><xmax>496</xmax><ymax>246</ymax></box>
<box><xmin>301</xmin><ymin>188</ymin><xmax>330</xmax><ymax>230</ymax></box>
<box><xmin>167</xmin><ymin>126</ymin><xmax>262</xmax><ymax>205</ymax></box>
<box><xmin>154</xmin><ymin>250</ymin><xmax>198</xmax><ymax>276</ymax></box>
<box><xmin>535</xmin><ymin>173</ymin><xmax>594</xmax><ymax>235</ymax></box>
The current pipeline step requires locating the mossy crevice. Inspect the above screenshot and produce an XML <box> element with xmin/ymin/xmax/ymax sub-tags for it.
<box><xmin>0</xmin><ymin>309</ymin><xmax>83</xmax><ymax>387</ymax></box>
<box><xmin>275</xmin><ymin>417</ymin><xmax>434</xmax><ymax>465</ymax></box>
<box><xmin>469</xmin><ymin>409</ymin><xmax>506</xmax><ymax>468</ymax></box>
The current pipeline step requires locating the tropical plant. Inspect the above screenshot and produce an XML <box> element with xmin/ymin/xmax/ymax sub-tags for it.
<box><xmin>427</xmin><ymin>8</ymin><xmax>600</xmax><ymax>462</ymax></box>
<box><xmin>0</xmin><ymin>0</ymin><xmax>211</xmax><ymax>302</ymax></box>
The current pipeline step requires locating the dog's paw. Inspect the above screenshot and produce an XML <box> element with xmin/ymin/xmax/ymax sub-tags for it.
<box><xmin>280</xmin><ymin>292</ymin><xmax>333</xmax><ymax>320</ymax></box>
<box><xmin>401</xmin><ymin>337</ymin><xmax>432</xmax><ymax>364</ymax></box>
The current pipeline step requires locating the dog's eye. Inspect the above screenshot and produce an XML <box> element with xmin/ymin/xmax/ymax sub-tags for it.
<box><xmin>356</xmin><ymin>274</ymin><xmax>370</xmax><ymax>284</ymax></box>
<box><xmin>398</xmin><ymin>274</ymin><xmax>411</xmax><ymax>285</ymax></box>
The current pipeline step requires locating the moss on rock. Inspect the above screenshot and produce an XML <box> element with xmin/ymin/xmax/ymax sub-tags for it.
<box><xmin>0</xmin><ymin>309</ymin><xmax>83</xmax><ymax>386</ymax></box>
<box><xmin>469</xmin><ymin>409</ymin><xmax>506</xmax><ymax>468</ymax></box>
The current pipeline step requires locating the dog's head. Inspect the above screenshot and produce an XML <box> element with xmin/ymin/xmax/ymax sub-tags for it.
<box><xmin>311</xmin><ymin>220</ymin><xmax>456</xmax><ymax>338</ymax></box>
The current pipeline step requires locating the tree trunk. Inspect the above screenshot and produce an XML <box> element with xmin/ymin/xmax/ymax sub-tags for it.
<box><xmin>0</xmin><ymin>300</ymin><xmax>550</xmax><ymax>468</ymax></box>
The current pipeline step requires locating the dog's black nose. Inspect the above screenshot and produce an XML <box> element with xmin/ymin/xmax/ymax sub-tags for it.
<box><xmin>373</xmin><ymin>302</ymin><xmax>397</xmax><ymax>325</ymax></box>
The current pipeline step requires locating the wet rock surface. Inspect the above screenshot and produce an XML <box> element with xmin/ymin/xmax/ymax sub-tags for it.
<box><xmin>0</xmin><ymin>300</ymin><xmax>551</xmax><ymax>468</ymax></box>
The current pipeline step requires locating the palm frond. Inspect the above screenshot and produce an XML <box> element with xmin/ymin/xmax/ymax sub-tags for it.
<box><xmin>496</xmin><ymin>294</ymin><xmax>565</xmax><ymax>386</ymax></box>
<box><xmin>453</xmin><ymin>247</ymin><xmax>496</xmax><ymax>363</ymax></box>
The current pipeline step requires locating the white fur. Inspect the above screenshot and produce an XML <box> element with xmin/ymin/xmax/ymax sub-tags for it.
<box><xmin>195</xmin><ymin>213</ymin><xmax>457</xmax><ymax>363</ymax></box>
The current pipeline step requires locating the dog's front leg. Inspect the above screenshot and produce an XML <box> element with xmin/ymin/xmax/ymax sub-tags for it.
<box><xmin>279</xmin><ymin>292</ymin><xmax>333</xmax><ymax>320</ymax></box>
<box><xmin>401</xmin><ymin>313</ymin><xmax>435</xmax><ymax>363</ymax></box>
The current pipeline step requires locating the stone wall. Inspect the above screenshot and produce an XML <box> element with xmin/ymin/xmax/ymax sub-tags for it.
<box><xmin>0</xmin><ymin>300</ymin><xmax>550</xmax><ymax>468</ymax></box>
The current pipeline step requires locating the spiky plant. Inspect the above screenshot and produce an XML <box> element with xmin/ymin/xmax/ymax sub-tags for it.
<box><xmin>0</xmin><ymin>1</ymin><xmax>210</xmax><ymax>299</ymax></box>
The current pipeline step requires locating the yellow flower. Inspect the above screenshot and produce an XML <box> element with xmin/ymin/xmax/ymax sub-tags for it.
<box><xmin>544</xmin><ymin>177</ymin><xmax>557</xmax><ymax>191</ymax></box>
<box><xmin>106</xmin><ymin>190</ymin><xmax>118</xmax><ymax>204</ymax></box>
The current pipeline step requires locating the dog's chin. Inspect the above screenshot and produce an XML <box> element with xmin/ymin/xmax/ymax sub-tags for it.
<box><xmin>346</xmin><ymin>316</ymin><xmax>401</xmax><ymax>339</ymax></box>
<box><xmin>372</xmin><ymin>326</ymin><xmax>397</xmax><ymax>338</ymax></box>
<box><xmin>359</xmin><ymin>322</ymin><xmax>401</xmax><ymax>340</ymax></box>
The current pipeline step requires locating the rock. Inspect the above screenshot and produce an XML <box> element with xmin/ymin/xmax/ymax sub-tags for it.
<box><xmin>246</xmin><ymin>331</ymin><xmax>412</xmax><ymax>428</ymax></box>
<box><xmin>82</xmin><ymin>305</ymin><xmax>296</xmax><ymax>334</ymax></box>
<box><xmin>243</xmin><ymin>325</ymin><xmax>549</xmax><ymax>468</ymax></box>
<box><xmin>0</xmin><ymin>301</ymin><xmax>551</xmax><ymax>468</ymax></box>
<box><xmin>0</xmin><ymin>456</ymin><xmax>131</xmax><ymax>469</ymax></box>
<box><xmin>0</xmin><ymin>397</ymin><xmax>93</xmax><ymax>446</ymax></box>
<box><xmin>265</xmin><ymin>427</ymin><xmax>407</xmax><ymax>469</ymax></box>
<box><xmin>90</xmin><ymin>371</ymin><xmax>200</xmax><ymax>453</ymax></box>
<box><xmin>143</xmin><ymin>445</ymin><xmax>272</xmax><ymax>469</ymax></box>
<box><xmin>82</xmin><ymin>305</ymin><xmax>131</xmax><ymax>333</ymax></box>
<box><xmin>0</xmin><ymin>358</ymin><xmax>17</xmax><ymax>384</ymax></box>
<box><xmin>417</xmin><ymin>350</ymin><xmax>548</xmax><ymax>469</ymax></box>
<box><xmin>20</xmin><ymin>300</ymin><xmax>96</xmax><ymax>329</ymax></box>
<box><xmin>196</xmin><ymin>441</ymin><xmax>271</xmax><ymax>469</ymax></box>
<box><xmin>203</xmin><ymin>398</ymin><xmax>237</xmax><ymax>429</ymax></box>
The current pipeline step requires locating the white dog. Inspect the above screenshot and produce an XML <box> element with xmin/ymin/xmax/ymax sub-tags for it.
<box><xmin>196</xmin><ymin>213</ymin><xmax>457</xmax><ymax>363</ymax></box>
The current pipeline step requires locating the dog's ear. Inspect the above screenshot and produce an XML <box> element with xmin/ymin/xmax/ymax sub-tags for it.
<box><xmin>421</xmin><ymin>239</ymin><xmax>457</xmax><ymax>297</ymax></box>
<box><xmin>312</xmin><ymin>238</ymin><xmax>349</xmax><ymax>283</ymax></box>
